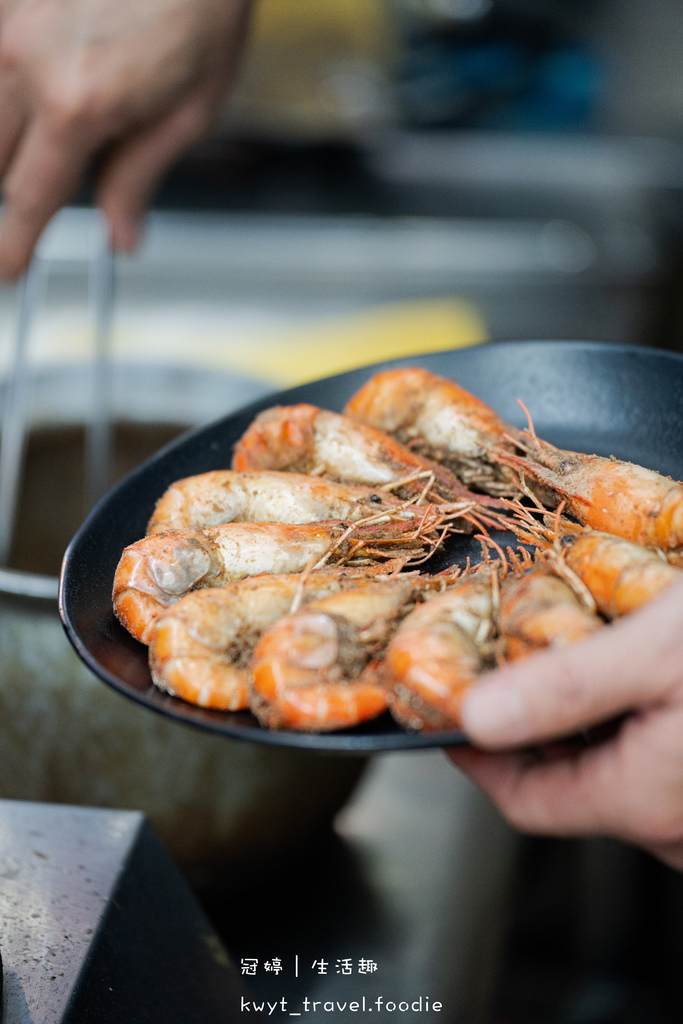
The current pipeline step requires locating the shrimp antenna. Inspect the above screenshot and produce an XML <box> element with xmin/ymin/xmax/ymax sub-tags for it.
<box><xmin>517</xmin><ymin>399</ymin><xmax>537</xmax><ymax>440</ymax></box>
<box><xmin>416</xmin><ymin>472</ymin><xmax>436</xmax><ymax>506</ymax></box>
<box><xmin>520</xmin><ymin>471</ymin><xmax>546</xmax><ymax>512</ymax></box>
<box><xmin>515</xmin><ymin>399</ymin><xmax>557</xmax><ymax>450</ymax></box>
<box><xmin>476</xmin><ymin>535</ymin><xmax>491</xmax><ymax>564</ymax></box>
<box><xmin>506</xmin><ymin>545</ymin><xmax>533</xmax><ymax>573</ymax></box>
<box><xmin>290</xmin><ymin>560</ymin><xmax>316</xmax><ymax>613</ymax></box>
<box><xmin>490</xmin><ymin>561</ymin><xmax>501</xmax><ymax>621</ymax></box>
<box><xmin>381</xmin><ymin>469</ymin><xmax>435</xmax><ymax>496</ymax></box>
<box><xmin>505</xmin><ymin>545</ymin><xmax>522</xmax><ymax>573</ymax></box>
<box><xmin>475</xmin><ymin>532</ymin><xmax>510</xmax><ymax>573</ymax></box>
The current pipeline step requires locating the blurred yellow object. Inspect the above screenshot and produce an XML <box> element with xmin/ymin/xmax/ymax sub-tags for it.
<box><xmin>34</xmin><ymin>297</ymin><xmax>487</xmax><ymax>387</ymax></box>
<box><xmin>224</xmin><ymin>0</ymin><xmax>399</xmax><ymax>138</ymax></box>
<box><xmin>226</xmin><ymin>297</ymin><xmax>488</xmax><ymax>386</ymax></box>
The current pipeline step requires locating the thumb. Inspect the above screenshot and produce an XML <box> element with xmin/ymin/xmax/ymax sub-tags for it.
<box><xmin>460</xmin><ymin>578</ymin><xmax>683</xmax><ymax>749</ymax></box>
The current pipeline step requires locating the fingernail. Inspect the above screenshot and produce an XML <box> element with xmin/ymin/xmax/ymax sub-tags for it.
<box><xmin>460</xmin><ymin>681</ymin><xmax>528</xmax><ymax>744</ymax></box>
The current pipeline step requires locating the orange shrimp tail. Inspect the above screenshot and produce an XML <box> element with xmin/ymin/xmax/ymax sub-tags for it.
<box><xmin>112</xmin><ymin>532</ymin><xmax>217</xmax><ymax>642</ymax></box>
<box><xmin>251</xmin><ymin>606</ymin><xmax>391</xmax><ymax>731</ymax></box>
<box><xmin>113</xmin><ymin>544</ymin><xmax>169</xmax><ymax>643</ymax></box>
<box><xmin>387</xmin><ymin>682</ymin><xmax>472</xmax><ymax>732</ymax></box>
<box><xmin>250</xmin><ymin>626</ymin><xmax>309</xmax><ymax>704</ymax></box>
<box><xmin>502</xmin><ymin>636</ymin><xmax>535</xmax><ymax>661</ymax></box>
<box><xmin>564</xmin><ymin>533</ymin><xmax>681</xmax><ymax>618</ymax></box>
<box><xmin>498</xmin><ymin>571</ymin><xmax>602</xmax><ymax>659</ymax></box>
<box><xmin>384</xmin><ymin>635</ymin><xmax>481</xmax><ymax>730</ymax></box>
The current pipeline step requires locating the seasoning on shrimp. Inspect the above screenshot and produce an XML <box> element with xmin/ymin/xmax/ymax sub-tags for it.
<box><xmin>250</xmin><ymin>578</ymin><xmax>446</xmax><ymax>732</ymax></box>
<box><xmin>113</xmin><ymin>507</ymin><xmax>459</xmax><ymax>644</ymax></box>
<box><xmin>147</xmin><ymin>469</ymin><xmax>403</xmax><ymax>534</ymax></box>
<box><xmin>232</xmin><ymin>402</ymin><xmax>503</xmax><ymax>509</ymax></box>
<box><xmin>150</xmin><ymin>571</ymin><xmax>386</xmax><ymax>711</ymax></box>
<box><xmin>344</xmin><ymin>367</ymin><xmax>522</xmax><ymax>496</ymax></box>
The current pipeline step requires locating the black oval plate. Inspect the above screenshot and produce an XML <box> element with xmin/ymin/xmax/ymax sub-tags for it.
<box><xmin>59</xmin><ymin>341</ymin><xmax>683</xmax><ymax>752</ymax></box>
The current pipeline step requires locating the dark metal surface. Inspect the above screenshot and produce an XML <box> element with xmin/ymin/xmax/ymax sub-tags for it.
<box><xmin>59</xmin><ymin>341</ymin><xmax>683</xmax><ymax>752</ymax></box>
<box><xmin>0</xmin><ymin>800</ymin><xmax>256</xmax><ymax>1023</ymax></box>
<box><xmin>212</xmin><ymin>750</ymin><xmax>518</xmax><ymax>1023</ymax></box>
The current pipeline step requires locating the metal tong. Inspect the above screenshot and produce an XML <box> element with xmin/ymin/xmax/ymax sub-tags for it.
<box><xmin>0</xmin><ymin>224</ymin><xmax>114</xmax><ymax>598</ymax></box>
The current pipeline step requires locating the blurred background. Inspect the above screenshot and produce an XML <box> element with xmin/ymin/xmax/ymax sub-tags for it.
<box><xmin>3</xmin><ymin>0</ymin><xmax>683</xmax><ymax>396</ymax></box>
<box><xmin>1</xmin><ymin>1</ymin><xmax>683</xmax><ymax>1021</ymax></box>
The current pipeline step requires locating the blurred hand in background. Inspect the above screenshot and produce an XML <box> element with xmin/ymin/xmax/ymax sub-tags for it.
<box><xmin>449</xmin><ymin>579</ymin><xmax>683</xmax><ymax>871</ymax></box>
<box><xmin>0</xmin><ymin>0</ymin><xmax>253</xmax><ymax>280</ymax></box>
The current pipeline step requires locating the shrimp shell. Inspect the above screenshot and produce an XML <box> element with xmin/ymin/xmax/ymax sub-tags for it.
<box><xmin>147</xmin><ymin>470</ymin><xmax>402</xmax><ymax>534</ymax></box>
<box><xmin>344</xmin><ymin>367</ymin><xmax>520</xmax><ymax>496</ymax></box>
<box><xmin>113</xmin><ymin>512</ymin><xmax>451</xmax><ymax>644</ymax></box>
<box><xmin>560</xmin><ymin>530</ymin><xmax>682</xmax><ymax>619</ymax></box>
<box><xmin>250</xmin><ymin>579</ymin><xmax>424</xmax><ymax>731</ymax></box>
<box><xmin>232</xmin><ymin>402</ymin><xmax>500</xmax><ymax>508</ymax></box>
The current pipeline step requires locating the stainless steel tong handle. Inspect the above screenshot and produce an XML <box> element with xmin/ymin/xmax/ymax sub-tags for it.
<box><xmin>0</xmin><ymin>220</ymin><xmax>114</xmax><ymax>597</ymax></box>
<box><xmin>85</xmin><ymin>230</ymin><xmax>115</xmax><ymax>511</ymax></box>
<box><xmin>0</xmin><ymin>256</ymin><xmax>44</xmax><ymax>567</ymax></box>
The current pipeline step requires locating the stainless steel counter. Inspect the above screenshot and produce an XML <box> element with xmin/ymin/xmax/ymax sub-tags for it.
<box><xmin>0</xmin><ymin>799</ymin><xmax>253</xmax><ymax>1023</ymax></box>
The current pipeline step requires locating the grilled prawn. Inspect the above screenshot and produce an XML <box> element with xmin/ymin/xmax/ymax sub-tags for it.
<box><xmin>113</xmin><ymin>508</ymin><xmax>455</xmax><ymax>644</ymax></box>
<box><xmin>232</xmin><ymin>402</ymin><xmax>501</xmax><ymax>509</ymax></box>
<box><xmin>149</xmin><ymin>571</ymin><xmax>383</xmax><ymax>711</ymax></box>
<box><xmin>250</xmin><ymin>577</ymin><xmax>451</xmax><ymax>732</ymax></box>
<box><xmin>560</xmin><ymin>530</ymin><xmax>682</xmax><ymax>619</ymax></box>
<box><xmin>147</xmin><ymin>470</ymin><xmax>402</xmax><ymax>534</ymax></box>
<box><xmin>344</xmin><ymin>367</ymin><xmax>521</xmax><ymax>496</ymax></box>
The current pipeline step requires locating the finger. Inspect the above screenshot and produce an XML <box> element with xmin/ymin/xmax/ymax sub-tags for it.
<box><xmin>97</xmin><ymin>87</ymin><xmax>218</xmax><ymax>252</ymax></box>
<box><xmin>448</xmin><ymin>740</ymin><xmax>683</xmax><ymax>872</ymax></box>
<box><xmin>0</xmin><ymin>12</ymin><xmax>27</xmax><ymax>173</ymax></box>
<box><xmin>448</xmin><ymin>697</ymin><xmax>683</xmax><ymax>844</ymax></box>
<box><xmin>447</xmin><ymin>738</ymin><xmax>626</xmax><ymax>832</ymax></box>
<box><xmin>446</xmin><ymin>745</ymin><xmax>536</xmax><ymax>796</ymax></box>
<box><xmin>0</xmin><ymin>76</ymin><xmax>26</xmax><ymax>175</ymax></box>
<box><xmin>446</xmin><ymin>742</ymin><xmax>614</xmax><ymax>836</ymax></box>
<box><xmin>0</xmin><ymin>116</ymin><xmax>93</xmax><ymax>279</ymax></box>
